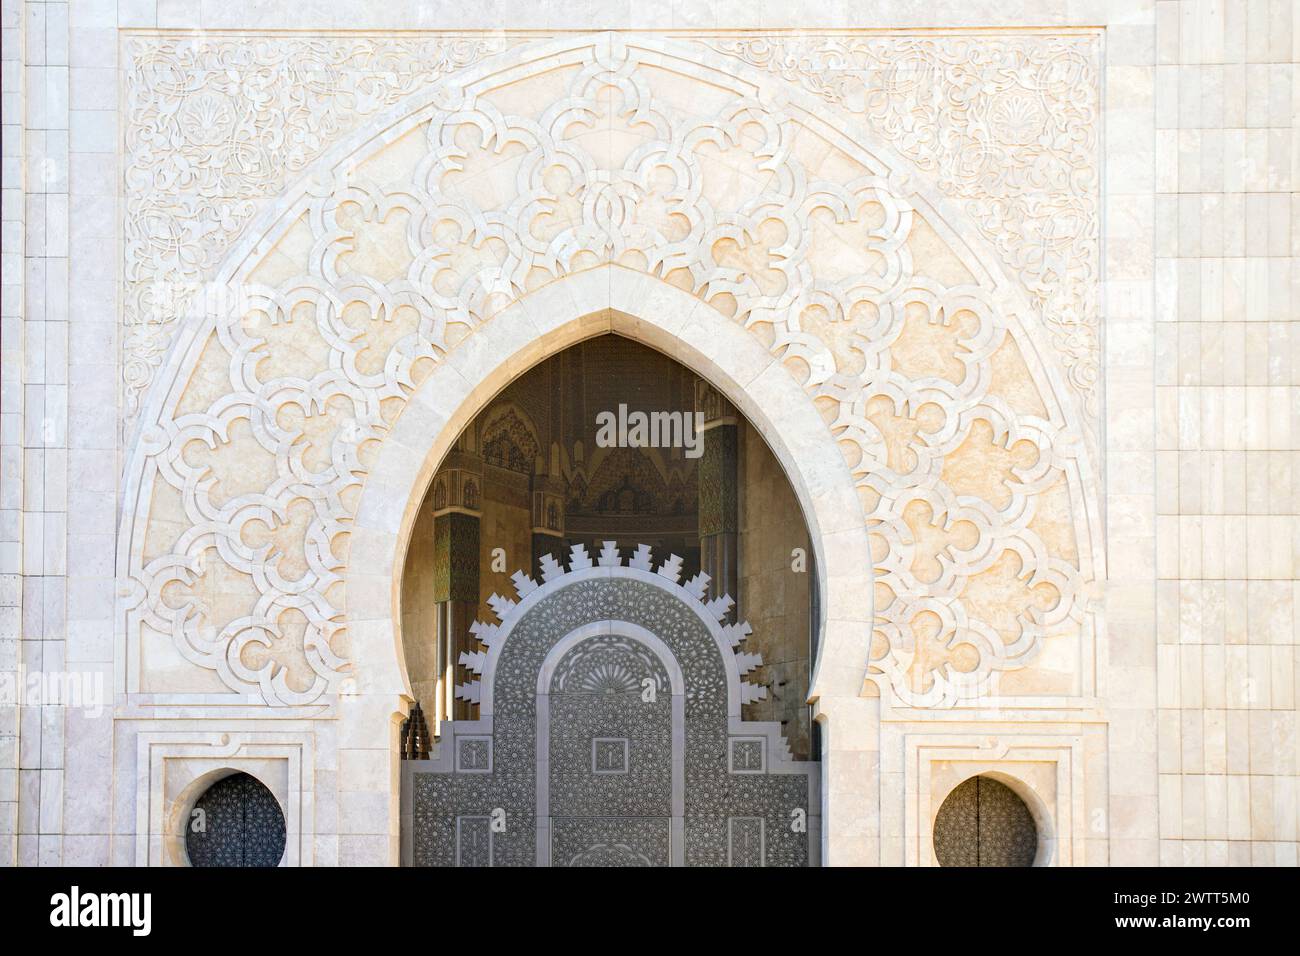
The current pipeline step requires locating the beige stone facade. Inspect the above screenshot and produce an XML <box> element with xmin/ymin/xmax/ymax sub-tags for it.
<box><xmin>0</xmin><ymin>0</ymin><xmax>1295</xmax><ymax>866</ymax></box>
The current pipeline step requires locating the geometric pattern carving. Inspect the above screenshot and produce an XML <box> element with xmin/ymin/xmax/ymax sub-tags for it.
<box><xmin>122</xmin><ymin>34</ymin><xmax>1098</xmax><ymax>710</ymax></box>
<box><xmin>591</xmin><ymin>738</ymin><xmax>629</xmax><ymax>775</ymax></box>
<box><xmin>706</xmin><ymin>34</ymin><xmax>1102</xmax><ymax>445</ymax></box>
<box><xmin>455</xmin><ymin>816</ymin><xmax>493</xmax><ymax>868</ymax></box>
<box><xmin>552</xmin><ymin>635</ymin><xmax>669</xmax><ymax>696</ymax></box>
<box><xmin>123</xmin><ymin>34</ymin><xmax>515</xmax><ymax>418</ymax></box>
<box><xmin>565</xmin><ymin>838</ymin><xmax>656</xmax><ymax>867</ymax></box>
<box><xmin>409</xmin><ymin>542</ymin><xmax>818</xmax><ymax>866</ymax></box>
<box><xmin>729</xmin><ymin>738</ymin><xmax>766</xmax><ymax>774</ymax></box>
<box><xmin>455</xmin><ymin>737</ymin><xmax>492</xmax><ymax>773</ymax></box>
<box><xmin>728</xmin><ymin>816</ymin><xmax>766</xmax><ymax>867</ymax></box>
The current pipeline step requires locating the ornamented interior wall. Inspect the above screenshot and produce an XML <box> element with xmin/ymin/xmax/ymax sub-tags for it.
<box><xmin>738</xmin><ymin>419</ymin><xmax>816</xmax><ymax>757</ymax></box>
<box><xmin>0</xmin><ymin>0</ymin><xmax>1294</xmax><ymax>866</ymax></box>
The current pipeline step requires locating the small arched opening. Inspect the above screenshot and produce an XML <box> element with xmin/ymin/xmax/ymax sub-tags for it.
<box><xmin>932</xmin><ymin>774</ymin><xmax>1040</xmax><ymax>867</ymax></box>
<box><xmin>185</xmin><ymin>771</ymin><xmax>287</xmax><ymax>868</ymax></box>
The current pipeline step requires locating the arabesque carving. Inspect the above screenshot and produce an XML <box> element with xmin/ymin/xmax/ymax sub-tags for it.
<box><xmin>123</xmin><ymin>33</ymin><xmax>516</xmax><ymax>417</ymax></box>
<box><xmin>705</xmin><ymin>34</ymin><xmax>1101</xmax><ymax>443</ymax></box>
<box><xmin>121</xmin><ymin>34</ymin><xmax>1099</xmax><ymax>710</ymax></box>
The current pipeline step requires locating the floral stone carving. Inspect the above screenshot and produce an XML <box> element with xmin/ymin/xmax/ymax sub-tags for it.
<box><xmin>704</xmin><ymin>34</ymin><xmax>1101</xmax><ymax>445</ymax></box>
<box><xmin>121</xmin><ymin>34</ymin><xmax>1099</xmax><ymax>710</ymax></box>
<box><xmin>123</xmin><ymin>33</ymin><xmax>516</xmax><ymax>418</ymax></box>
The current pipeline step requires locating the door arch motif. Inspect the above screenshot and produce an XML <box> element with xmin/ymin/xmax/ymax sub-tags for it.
<box><xmin>404</xmin><ymin>541</ymin><xmax>820</xmax><ymax>866</ymax></box>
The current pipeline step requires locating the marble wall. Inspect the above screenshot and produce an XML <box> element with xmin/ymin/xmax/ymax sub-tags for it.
<box><xmin>1153</xmin><ymin>0</ymin><xmax>1299</xmax><ymax>865</ymax></box>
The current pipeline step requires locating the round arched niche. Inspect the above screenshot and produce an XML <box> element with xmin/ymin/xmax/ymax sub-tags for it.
<box><xmin>183</xmin><ymin>771</ymin><xmax>287</xmax><ymax>868</ymax></box>
<box><xmin>932</xmin><ymin>773</ymin><xmax>1044</xmax><ymax>868</ymax></box>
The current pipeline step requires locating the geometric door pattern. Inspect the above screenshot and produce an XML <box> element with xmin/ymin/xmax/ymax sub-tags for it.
<box><xmin>932</xmin><ymin>775</ymin><xmax>1038</xmax><ymax>867</ymax></box>
<box><xmin>406</xmin><ymin>542</ymin><xmax>820</xmax><ymax>866</ymax></box>
<box><xmin>185</xmin><ymin>772</ymin><xmax>287</xmax><ymax>868</ymax></box>
<box><xmin>548</xmin><ymin>635</ymin><xmax>675</xmax><ymax>866</ymax></box>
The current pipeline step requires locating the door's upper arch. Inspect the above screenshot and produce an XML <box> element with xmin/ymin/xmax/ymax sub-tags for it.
<box><xmin>353</xmin><ymin>275</ymin><xmax>870</xmax><ymax>707</ymax></box>
<box><xmin>118</xmin><ymin>31</ymin><xmax>1100</xmax><ymax>716</ymax></box>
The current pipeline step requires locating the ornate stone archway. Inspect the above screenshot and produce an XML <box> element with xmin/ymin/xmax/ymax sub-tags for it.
<box><xmin>117</xmin><ymin>32</ymin><xmax>1102</xmax><ymax>864</ymax></box>
<box><xmin>346</xmin><ymin>274</ymin><xmax>867</xmax><ymax>863</ymax></box>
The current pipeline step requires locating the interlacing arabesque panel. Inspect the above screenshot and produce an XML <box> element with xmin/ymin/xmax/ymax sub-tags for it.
<box><xmin>122</xmin><ymin>33</ymin><xmax>519</xmax><ymax>416</ymax></box>
<box><xmin>705</xmin><ymin>35</ymin><xmax>1102</xmax><ymax>437</ymax></box>
<box><xmin>123</xmin><ymin>35</ymin><xmax>1097</xmax><ymax>708</ymax></box>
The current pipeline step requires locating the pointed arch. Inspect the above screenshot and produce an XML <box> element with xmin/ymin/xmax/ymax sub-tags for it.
<box><xmin>116</xmin><ymin>32</ymin><xmax>1104</xmax><ymax>864</ymax></box>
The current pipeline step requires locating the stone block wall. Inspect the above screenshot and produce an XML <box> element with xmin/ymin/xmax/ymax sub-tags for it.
<box><xmin>1153</xmin><ymin>0</ymin><xmax>1300</xmax><ymax>865</ymax></box>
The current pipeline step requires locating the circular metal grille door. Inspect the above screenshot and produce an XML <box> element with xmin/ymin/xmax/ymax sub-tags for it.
<box><xmin>186</xmin><ymin>772</ymin><xmax>286</xmax><ymax>868</ymax></box>
<box><xmin>933</xmin><ymin>775</ymin><xmax>1037</xmax><ymax>867</ymax></box>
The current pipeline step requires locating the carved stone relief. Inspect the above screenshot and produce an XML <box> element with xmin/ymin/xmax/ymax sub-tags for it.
<box><xmin>704</xmin><ymin>35</ymin><xmax>1101</xmax><ymax>442</ymax></box>
<box><xmin>121</xmin><ymin>33</ymin><xmax>1100</xmax><ymax>711</ymax></box>
<box><xmin>123</xmin><ymin>34</ymin><xmax>517</xmax><ymax>417</ymax></box>
<box><xmin>124</xmin><ymin>32</ymin><xmax>1098</xmax><ymax>434</ymax></box>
